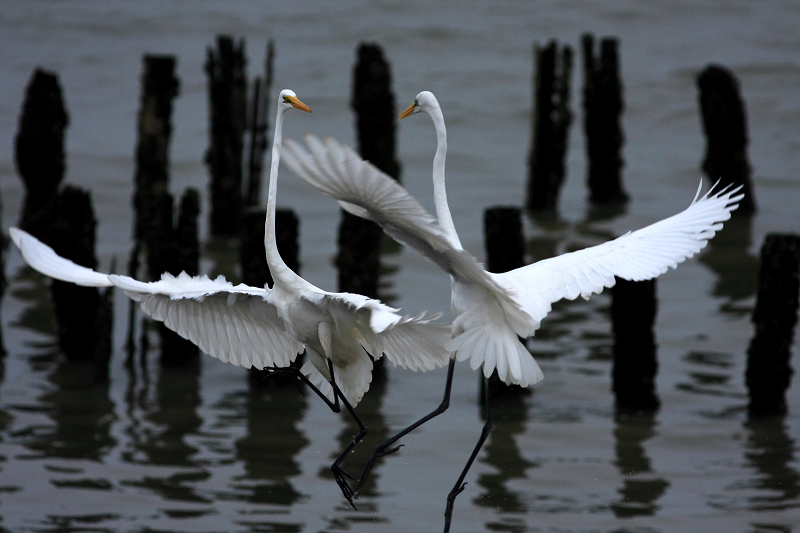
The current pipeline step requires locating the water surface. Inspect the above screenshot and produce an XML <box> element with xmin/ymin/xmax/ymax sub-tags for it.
<box><xmin>1</xmin><ymin>1</ymin><xmax>799</xmax><ymax>531</ymax></box>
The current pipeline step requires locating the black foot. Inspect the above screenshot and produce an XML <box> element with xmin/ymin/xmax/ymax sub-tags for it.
<box><xmin>377</xmin><ymin>443</ymin><xmax>404</xmax><ymax>458</ymax></box>
<box><xmin>333</xmin><ymin>465</ymin><xmax>357</xmax><ymax>509</ymax></box>
<box><xmin>452</xmin><ymin>481</ymin><xmax>467</xmax><ymax>498</ymax></box>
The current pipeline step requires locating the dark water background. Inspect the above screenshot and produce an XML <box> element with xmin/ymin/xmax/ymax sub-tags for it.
<box><xmin>1</xmin><ymin>1</ymin><xmax>799</xmax><ymax>531</ymax></box>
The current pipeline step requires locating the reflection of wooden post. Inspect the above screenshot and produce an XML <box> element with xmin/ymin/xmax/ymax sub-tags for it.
<box><xmin>746</xmin><ymin>234</ymin><xmax>800</xmax><ymax>416</ymax></box>
<box><xmin>205</xmin><ymin>35</ymin><xmax>248</xmax><ymax>235</ymax></box>
<box><xmin>582</xmin><ymin>34</ymin><xmax>627</xmax><ymax>205</ymax></box>
<box><xmin>15</xmin><ymin>68</ymin><xmax>69</xmax><ymax>233</ymax></box>
<box><xmin>697</xmin><ymin>65</ymin><xmax>756</xmax><ymax>214</ymax></box>
<box><xmin>611</xmin><ymin>278</ymin><xmax>659</xmax><ymax>413</ymax></box>
<box><xmin>483</xmin><ymin>207</ymin><xmax>530</xmax><ymax>399</ymax></box>
<box><xmin>527</xmin><ymin>40</ymin><xmax>573</xmax><ymax>212</ymax></box>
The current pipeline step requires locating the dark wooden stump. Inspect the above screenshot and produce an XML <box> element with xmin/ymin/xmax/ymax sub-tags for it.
<box><xmin>697</xmin><ymin>64</ymin><xmax>757</xmax><ymax>214</ymax></box>
<box><xmin>244</xmin><ymin>40</ymin><xmax>274</xmax><ymax>208</ymax></box>
<box><xmin>15</xmin><ymin>68</ymin><xmax>69</xmax><ymax>234</ymax></box>
<box><xmin>205</xmin><ymin>35</ymin><xmax>248</xmax><ymax>236</ymax></box>
<box><xmin>339</xmin><ymin>43</ymin><xmax>402</xmax><ymax>383</ymax></box>
<box><xmin>483</xmin><ymin>207</ymin><xmax>531</xmax><ymax>399</ymax></box>
<box><xmin>746</xmin><ymin>234</ymin><xmax>799</xmax><ymax>416</ymax></box>
<box><xmin>49</xmin><ymin>187</ymin><xmax>113</xmax><ymax>377</ymax></box>
<box><xmin>527</xmin><ymin>40</ymin><xmax>574</xmax><ymax>212</ymax></box>
<box><xmin>241</xmin><ymin>207</ymin><xmax>304</xmax><ymax>386</ymax></box>
<box><xmin>611</xmin><ymin>277</ymin><xmax>660</xmax><ymax>413</ymax></box>
<box><xmin>581</xmin><ymin>34</ymin><xmax>628</xmax><ymax>205</ymax></box>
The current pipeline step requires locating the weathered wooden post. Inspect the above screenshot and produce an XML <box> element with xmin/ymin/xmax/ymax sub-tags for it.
<box><xmin>483</xmin><ymin>207</ymin><xmax>530</xmax><ymax>399</ymax></box>
<box><xmin>338</xmin><ymin>43</ymin><xmax>401</xmax><ymax>383</ymax></box>
<box><xmin>241</xmin><ymin>207</ymin><xmax>302</xmax><ymax>385</ymax></box>
<box><xmin>50</xmin><ymin>186</ymin><xmax>113</xmax><ymax>374</ymax></box>
<box><xmin>337</xmin><ymin>43</ymin><xmax>400</xmax><ymax>299</ymax></box>
<box><xmin>697</xmin><ymin>65</ymin><xmax>757</xmax><ymax>214</ymax></box>
<box><xmin>205</xmin><ymin>35</ymin><xmax>248</xmax><ymax>235</ymax></box>
<box><xmin>15</xmin><ymin>68</ymin><xmax>69</xmax><ymax>233</ymax></box>
<box><xmin>14</xmin><ymin>68</ymin><xmax>112</xmax><ymax>375</ymax></box>
<box><xmin>581</xmin><ymin>34</ymin><xmax>628</xmax><ymax>205</ymax></box>
<box><xmin>244</xmin><ymin>40</ymin><xmax>274</xmax><ymax>208</ymax></box>
<box><xmin>128</xmin><ymin>54</ymin><xmax>200</xmax><ymax>366</ymax></box>
<box><xmin>746</xmin><ymin>234</ymin><xmax>800</xmax><ymax>416</ymax></box>
<box><xmin>611</xmin><ymin>278</ymin><xmax>660</xmax><ymax>412</ymax></box>
<box><xmin>527</xmin><ymin>40</ymin><xmax>574</xmax><ymax>212</ymax></box>
<box><xmin>158</xmin><ymin>189</ymin><xmax>201</xmax><ymax>366</ymax></box>
<box><xmin>129</xmin><ymin>55</ymin><xmax>178</xmax><ymax>362</ymax></box>
<box><xmin>131</xmin><ymin>55</ymin><xmax>179</xmax><ymax>262</ymax></box>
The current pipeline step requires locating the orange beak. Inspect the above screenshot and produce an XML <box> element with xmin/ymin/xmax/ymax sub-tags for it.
<box><xmin>398</xmin><ymin>101</ymin><xmax>417</xmax><ymax>119</ymax></box>
<box><xmin>288</xmin><ymin>96</ymin><xmax>311</xmax><ymax>113</ymax></box>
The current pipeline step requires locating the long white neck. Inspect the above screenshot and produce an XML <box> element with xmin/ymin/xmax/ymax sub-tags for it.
<box><xmin>264</xmin><ymin>106</ymin><xmax>298</xmax><ymax>287</ymax></box>
<box><xmin>428</xmin><ymin>102</ymin><xmax>462</xmax><ymax>249</ymax></box>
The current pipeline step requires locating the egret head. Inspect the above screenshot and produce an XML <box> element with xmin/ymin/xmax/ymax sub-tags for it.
<box><xmin>279</xmin><ymin>89</ymin><xmax>311</xmax><ymax>113</ymax></box>
<box><xmin>399</xmin><ymin>90</ymin><xmax>437</xmax><ymax>119</ymax></box>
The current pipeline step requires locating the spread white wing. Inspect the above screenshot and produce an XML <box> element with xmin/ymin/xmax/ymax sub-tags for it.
<box><xmin>10</xmin><ymin>227</ymin><xmax>304</xmax><ymax>369</ymax></box>
<box><xmin>493</xmin><ymin>181</ymin><xmax>743</xmax><ymax>335</ymax></box>
<box><xmin>282</xmin><ymin>136</ymin><xmax>743</xmax><ymax>339</ymax></box>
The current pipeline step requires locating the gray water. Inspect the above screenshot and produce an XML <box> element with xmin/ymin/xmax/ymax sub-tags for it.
<box><xmin>1</xmin><ymin>1</ymin><xmax>800</xmax><ymax>531</ymax></box>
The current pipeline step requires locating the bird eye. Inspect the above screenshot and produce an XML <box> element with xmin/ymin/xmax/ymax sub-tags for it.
<box><xmin>283</xmin><ymin>96</ymin><xmax>291</xmax><ymax>103</ymax></box>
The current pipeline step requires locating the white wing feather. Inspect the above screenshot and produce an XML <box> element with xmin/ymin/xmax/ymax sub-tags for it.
<box><xmin>108</xmin><ymin>273</ymin><xmax>304</xmax><ymax>369</ymax></box>
<box><xmin>10</xmin><ymin>227</ymin><xmax>112</xmax><ymax>287</ymax></box>
<box><xmin>283</xmin><ymin>135</ymin><xmax>527</xmax><ymax>322</ymax></box>
<box><xmin>493</xmin><ymin>181</ymin><xmax>743</xmax><ymax>336</ymax></box>
<box><xmin>10</xmin><ymin>227</ymin><xmax>305</xmax><ymax>369</ymax></box>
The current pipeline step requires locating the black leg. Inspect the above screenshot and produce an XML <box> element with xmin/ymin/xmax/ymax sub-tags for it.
<box><xmin>264</xmin><ymin>362</ymin><xmax>363</xmax><ymax>508</ymax></box>
<box><xmin>354</xmin><ymin>356</ymin><xmax>457</xmax><ymax>494</ymax></box>
<box><xmin>264</xmin><ymin>365</ymin><xmax>342</xmax><ymax>413</ymax></box>
<box><xmin>443</xmin><ymin>373</ymin><xmax>493</xmax><ymax>533</ymax></box>
<box><xmin>325</xmin><ymin>359</ymin><xmax>366</xmax><ymax>510</ymax></box>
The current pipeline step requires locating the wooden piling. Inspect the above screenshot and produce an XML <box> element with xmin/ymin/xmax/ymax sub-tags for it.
<box><xmin>338</xmin><ymin>42</ymin><xmax>401</xmax><ymax>383</ymax></box>
<box><xmin>50</xmin><ymin>186</ymin><xmax>113</xmax><ymax>376</ymax></box>
<box><xmin>15</xmin><ymin>68</ymin><xmax>69</xmax><ymax>234</ymax></box>
<box><xmin>337</xmin><ymin>43</ymin><xmax>400</xmax><ymax>297</ymax></box>
<box><xmin>581</xmin><ymin>34</ymin><xmax>628</xmax><ymax>205</ymax></box>
<box><xmin>697</xmin><ymin>65</ymin><xmax>757</xmax><ymax>214</ymax></box>
<box><xmin>241</xmin><ymin>207</ymin><xmax>303</xmax><ymax>385</ymax></box>
<box><xmin>132</xmin><ymin>56</ymin><xmax>179</xmax><ymax>247</ymax></box>
<box><xmin>174</xmin><ymin>188</ymin><xmax>201</xmax><ymax>277</ymax></box>
<box><xmin>240</xmin><ymin>207</ymin><xmax>300</xmax><ymax>289</ymax></box>
<box><xmin>205</xmin><ymin>35</ymin><xmax>248</xmax><ymax>235</ymax></box>
<box><xmin>483</xmin><ymin>207</ymin><xmax>531</xmax><ymax>399</ymax></box>
<box><xmin>128</xmin><ymin>54</ymin><xmax>201</xmax><ymax>366</ymax></box>
<box><xmin>746</xmin><ymin>234</ymin><xmax>800</xmax><ymax>416</ymax></box>
<box><xmin>244</xmin><ymin>40</ymin><xmax>275</xmax><ymax>208</ymax></box>
<box><xmin>527</xmin><ymin>40</ymin><xmax>574</xmax><ymax>212</ymax></box>
<box><xmin>611</xmin><ymin>278</ymin><xmax>660</xmax><ymax>413</ymax></box>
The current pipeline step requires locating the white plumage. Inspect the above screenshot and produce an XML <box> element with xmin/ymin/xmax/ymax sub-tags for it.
<box><xmin>282</xmin><ymin>90</ymin><xmax>744</xmax><ymax>387</ymax></box>
<box><xmin>9</xmin><ymin>89</ymin><xmax>451</xmax><ymax>409</ymax></box>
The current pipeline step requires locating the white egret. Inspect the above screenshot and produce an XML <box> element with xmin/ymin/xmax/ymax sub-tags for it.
<box><xmin>282</xmin><ymin>90</ymin><xmax>744</xmax><ymax>529</ymax></box>
<box><xmin>9</xmin><ymin>89</ymin><xmax>451</xmax><ymax>508</ymax></box>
